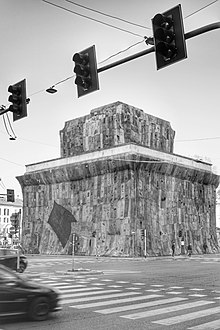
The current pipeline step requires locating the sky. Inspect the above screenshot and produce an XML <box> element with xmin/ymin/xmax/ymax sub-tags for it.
<box><xmin>0</xmin><ymin>0</ymin><xmax>220</xmax><ymax>199</ymax></box>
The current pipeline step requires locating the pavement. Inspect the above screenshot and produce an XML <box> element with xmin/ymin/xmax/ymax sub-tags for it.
<box><xmin>26</xmin><ymin>253</ymin><xmax>220</xmax><ymax>261</ymax></box>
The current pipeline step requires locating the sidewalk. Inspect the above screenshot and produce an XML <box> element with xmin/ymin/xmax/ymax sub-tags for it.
<box><xmin>26</xmin><ymin>253</ymin><xmax>220</xmax><ymax>261</ymax></box>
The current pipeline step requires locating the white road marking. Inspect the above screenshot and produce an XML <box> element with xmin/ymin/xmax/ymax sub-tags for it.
<box><xmin>61</xmin><ymin>289</ymin><xmax>121</xmax><ymax>299</ymax></box>
<box><xmin>145</xmin><ymin>289</ymin><xmax>161</xmax><ymax>292</ymax></box>
<box><xmin>70</xmin><ymin>294</ymin><xmax>163</xmax><ymax>309</ymax></box>
<box><xmin>121</xmin><ymin>300</ymin><xmax>214</xmax><ymax>320</ymax></box>
<box><xmin>188</xmin><ymin>319</ymin><xmax>220</xmax><ymax>329</ymax></box>
<box><xmin>167</xmin><ymin>291</ymin><xmax>183</xmax><ymax>295</ymax></box>
<box><xmin>60</xmin><ymin>286</ymin><xmax>103</xmax><ymax>294</ymax></box>
<box><xmin>95</xmin><ymin>297</ymin><xmax>187</xmax><ymax>315</ymax></box>
<box><xmin>189</xmin><ymin>294</ymin><xmax>207</xmax><ymax>297</ymax></box>
<box><xmin>49</xmin><ymin>284</ymin><xmax>86</xmax><ymax>289</ymax></box>
<box><xmin>61</xmin><ymin>292</ymin><xmax>139</xmax><ymax>304</ymax></box>
<box><xmin>190</xmin><ymin>288</ymin><xmax>205</xmax><ymax>291</ymax></box>
<box><xmin>153</xmin><ymin>305</ymin><xmax>220</xmax><ymax>325</ymax></box>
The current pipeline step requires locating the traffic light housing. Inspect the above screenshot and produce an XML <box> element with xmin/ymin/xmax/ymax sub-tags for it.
<box><xmin>152</xmin><ymin>4</ymin><xmax>187</xmax><ymax>70</ymax></box>
<box><xmin>7</xmin><ymin>189</ymin><xmax>15</xmax><ymax>202</ymax></box>
<box><xmin>8</xmin><ymin>79</ymin><xmax>27</xmax><ymax>121</ymax></box>
<box><xmin>73</xmin><ymin>45</ymin><xmax>99</xmax><ymax>97</ymax></box>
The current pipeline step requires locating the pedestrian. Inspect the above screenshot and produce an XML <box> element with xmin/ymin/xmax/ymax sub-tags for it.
<box><xmin>203</xmin><ymin>242</ymin><xmax>208</xmax><ymax>254</ymax></box>
<box><xmin>187</xmin><ymin>243</ymin><xmax>192</xmax><ymax>257</ymax></box>
<box><xmin>171</xmin><ymin>242</ymin><xmax>175</xmax><ymax>257</ymax></box>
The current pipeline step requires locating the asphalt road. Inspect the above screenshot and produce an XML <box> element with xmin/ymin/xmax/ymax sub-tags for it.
<box><xmin>1</xmin><ymin>254</ymin><xmax>220</xmax><ymax>330</ymax></box>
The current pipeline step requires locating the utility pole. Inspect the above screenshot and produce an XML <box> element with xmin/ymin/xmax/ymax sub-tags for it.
<box><xmin>71</xmin><ymin>233</ymin><xmax>75</xmax><ymax>271</ymax></box>
<box><xmin>144</xmin><ymin>229</ymin><xmax>147</xmax><ymax>258</ymax></box>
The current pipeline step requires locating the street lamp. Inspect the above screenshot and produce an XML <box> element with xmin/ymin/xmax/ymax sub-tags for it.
<box><xmin>46</xmin><ymin>86</ymin><xmax>57</xmax><ymax>94</ymax></box>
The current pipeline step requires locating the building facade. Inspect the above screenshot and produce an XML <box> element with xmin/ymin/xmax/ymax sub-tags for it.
<box><xmin>17</xmin><ymin>102</ymin><xmax>219</xmax><ymax>256</ymax></box>
<box><xmin>0</xmin><ymin>196</ymin><xmax>23</xmax><ymax>246</ymax></box>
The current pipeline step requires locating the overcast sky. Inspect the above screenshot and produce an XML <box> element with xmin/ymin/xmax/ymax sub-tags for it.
<box><xmin>0</xmin><ymin>0</ymin><xmax>220</xmax><ymax>198</ymax></box>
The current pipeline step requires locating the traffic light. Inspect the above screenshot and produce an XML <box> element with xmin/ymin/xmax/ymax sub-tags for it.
<box><xmin>72</xmin><ymin>45</ymin><xmax>99</xmax><ymax>97</ymax></box>
<box><xmin>152</xmin><ymin>4</ymin><xmax>187</xmax><ymax>70</ymax></box>
<box><xmin>8</xmin><ymin>79</ymin><xmax>27</xmax><ymax>121</ymax></box>
<box><xmin>7</xmin><ymin>189</ymin><xmax>15</xmax><ymax>202</ymax></box>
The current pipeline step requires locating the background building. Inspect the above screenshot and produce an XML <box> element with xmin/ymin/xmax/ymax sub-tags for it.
<box><xmin>17</xmin><ymin>102</ymin><xmax>219</xmax><ymax>256</ymax></box>
<box><xmin>0</xmin><ymin>196</ymin><xmax>23</xmax><ymax>247</ymax></box>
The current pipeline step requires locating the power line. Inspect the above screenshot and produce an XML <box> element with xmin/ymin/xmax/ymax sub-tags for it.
<box><xmin>98</xmin><ymin>39</ymin><xmax>145</xmax><ymax>64</ymax></box>
<box><xmin>42</xmin><ymin>0</ymin><xmax>144</xmax><ymax>38</ymax></box>
<box><xmin>0</xmin><ymin>157</ymin><xmax>24</xmax><ymax>167</ymax></box>
<box><xmin>184</xmin><ymin>0</ymin><xmax>219</xmax><ymax>19</ymax></box>
<box><xmin>63</xmin><ymin>0</ymin><xmax>151</xmax><ymax>30</ymax></box>
<box><xmin>176</xmin><ymin>136</ymin><xmax>220</xmax><ymax>142</ymax></box>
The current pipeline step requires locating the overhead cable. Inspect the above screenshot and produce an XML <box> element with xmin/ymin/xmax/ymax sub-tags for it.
<box><xmin>63</xmin><ymin>0</ymin><xmax>151</xmax><ymax>30</ymax></box>
<box><xmin>184</xmin><ymin>0</ymin><xmax>219</xmax><ymax>19</ymax></box>
<box><xmin>42</xmin><ymin>0</ymin><xmax>144</xmax><ymax>38</ymax></box>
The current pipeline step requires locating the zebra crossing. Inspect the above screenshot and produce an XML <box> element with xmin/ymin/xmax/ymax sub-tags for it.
<box><xmin>33</xmin><ymin>274</ymin><xmax>220</xmax><ymax>329</ymax></box>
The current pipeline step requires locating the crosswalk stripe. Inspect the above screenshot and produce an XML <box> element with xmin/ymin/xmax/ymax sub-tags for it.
<box><xmin>49</xmin><ymin>284</ymin><xmax>85</xmax><ymax>289</ymax></box>
<box><xmin>188</xmin><ymin>319</ymin><xmax>220</xmax><ymax>329</ymax></box>
<box><xmin>61</xmin><ymin>292</ymin><xmax>140</xmax><ymax>305</ymax></box>
<box><xmin>61</xmin><ymin>289</ymin><xmax>121</xmax><ymax>299</ymax></box>
<box><xmin>121</xmin><ymin>300</ymin><xmax>214</xmax><ymax>320</ymax></box>
<box><xmin>153</xmin><ymin>306</ymin><xmax>220</xmax><ymax>325</ymax></box>
<box><xmin>60</xmin><ymin>287</ymin><xmax>102</xmax><ymax>294</ymax></box>
<box><xmin>70</xmin><ymin>294</ymin><xmax>164</xmax><ymax>309</ymax></box>
<box><xmin>95</xmin><ymin>297</ymin><xmax>188</xmax><ymax>315</ymax></box>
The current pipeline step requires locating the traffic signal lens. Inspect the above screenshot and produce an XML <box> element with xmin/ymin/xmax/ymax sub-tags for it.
<box><xmin>8</xmin><ymin>85</ymin><xmax>20</xmax><ymax>94</ymax></box>
<box><xmin>75</xmin><ymin>76</ymin><xmax>90</xmax><ymax>90</ymax></box>
<box><xmin>8</xmin><ymin>94</ymin><xmax>22</xmax><ymax>104</ymax></box>
<box><xmin>73</xmin><ymin>53</ymin><xmax>89</xmax><ymax>65</ymax></box>
<box><xmin>156</xmin><ymin>42</ymin><xmax>177</xmax><ymax>59</ymax></box>
<box><xmin>154</xmin><ymin>28</ymin><xmax>174</xmax><ymax>43</ymax></box>
<box><xmin>74</xmin><ymin>64</ymin><xmax>90</xmax><ymax>77</ymax></box>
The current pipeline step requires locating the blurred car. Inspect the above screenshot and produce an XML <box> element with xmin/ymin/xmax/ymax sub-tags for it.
<box><xmin>0</xmin><ymin>265</ymin><xmax>61</xmax><ymax>321</ymax></box>
<box><xmin>0</xmin><ymin>248</ymin><xmax>27</xmax><ymax>273</ymax></box>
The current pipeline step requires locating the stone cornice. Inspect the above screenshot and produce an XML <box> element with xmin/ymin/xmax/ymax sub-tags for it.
<box><xmin>16</xmin><ymin>144</ymin><xmax>219</xmax><ymax>188</ymax></box>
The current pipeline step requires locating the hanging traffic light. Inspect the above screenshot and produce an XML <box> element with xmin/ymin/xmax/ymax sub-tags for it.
<box><xmin>72</xmin><ymin>45</ymin><xmax>99</xmax><ymax>97</ymax></box>
<box><xmin>7</xmin><ymin>189</ymin><xmax>15</xmax><ymax>202</ymax></box>
<box><xmin>152</xmin><ymin>4</ymin><xmax>187</xmax><ymax>70</ymax></box>
<box><xmin>8</xmin><ymin>79</ymin><xmax>27</xmax><ymax>121</ymax></box>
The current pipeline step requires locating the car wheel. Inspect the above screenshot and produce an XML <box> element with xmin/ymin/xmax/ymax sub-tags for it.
<box><xmin>18</xmin><ymin>262</ymin><xmax>26</xmax><ymax>273</ymax></box>
<box><xmin>28</xmin><ymin>297</ymin><xmax>50</xmax><ymax>321</ymax></box>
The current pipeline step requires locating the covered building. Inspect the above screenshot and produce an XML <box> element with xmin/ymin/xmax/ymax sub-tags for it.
<box><xmin>17</xmin><ymin>102</ymin><xmax>219</xmax><ymax>256</ymax></box>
